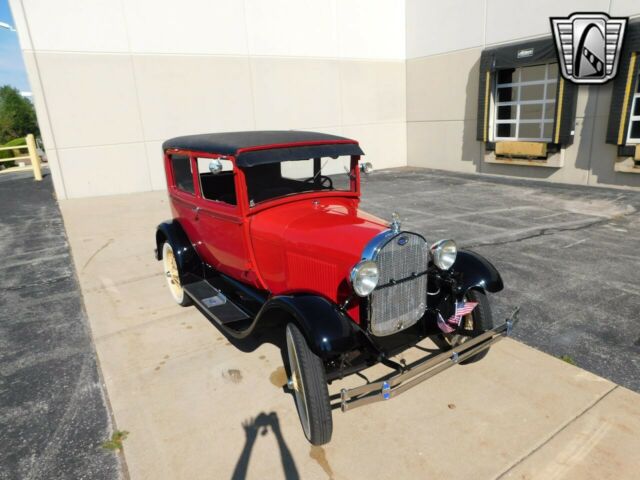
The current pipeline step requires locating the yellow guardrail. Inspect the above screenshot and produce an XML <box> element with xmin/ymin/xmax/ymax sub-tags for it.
<box><xmin>0</xmin><ymin>134</ymin><xmax>43</xmax><ymax>181</ymax></box>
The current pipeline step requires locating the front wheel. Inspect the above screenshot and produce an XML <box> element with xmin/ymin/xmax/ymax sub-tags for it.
<box><xmin>285</xmin><ymin>323</ymin><xmax>333</xmax><ymax>445</ymax></box>
<box><xmin>431</xmin><ymin>289</ymin><xmax>493</xmax><ymax>364</ymax></box>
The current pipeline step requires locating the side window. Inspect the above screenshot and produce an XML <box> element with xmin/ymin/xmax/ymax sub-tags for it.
<box><xmin>170</xmin><ymin>154</ymin><xmax>194</xmax><ymax>194</ymax></box>
<box><xmin>197</xmin><ymin>158</ymin><xmax>237</xmax><ymax>205</ymax></box>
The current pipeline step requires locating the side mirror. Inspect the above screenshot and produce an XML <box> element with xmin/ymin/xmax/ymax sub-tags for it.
<box><xmin>359</xmin><ymin>162</ymin><xmax>373</xmax><ymax>175</ymax></box>
<box><xmin>209</xmin><ymin>160</ymin><xmax>223</xmax><ymax>174</ymax></box>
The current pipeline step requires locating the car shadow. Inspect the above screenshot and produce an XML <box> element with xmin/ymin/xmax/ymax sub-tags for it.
<box><xmin>230</xmin><ymin>412</ymin><xmax>299</xmax><ymax>480</ymax></box>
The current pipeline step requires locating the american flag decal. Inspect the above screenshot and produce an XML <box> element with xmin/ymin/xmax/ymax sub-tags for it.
<box><xmin>437</xmin><ymin>301</ymin><xmax>478</xmax><ymax>333</ymax></box>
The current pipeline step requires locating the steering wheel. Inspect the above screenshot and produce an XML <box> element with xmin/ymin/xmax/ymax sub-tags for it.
<box><xmin>304</xmin><ymin>175</ymin><xmax>333</xmax><ymax>189</ymax></box>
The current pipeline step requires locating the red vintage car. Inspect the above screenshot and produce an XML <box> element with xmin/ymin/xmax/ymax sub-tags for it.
<box><xmin>155</xmin><ymin>131</ymin><xmax>517</xmax><ymax>445</ymax></box>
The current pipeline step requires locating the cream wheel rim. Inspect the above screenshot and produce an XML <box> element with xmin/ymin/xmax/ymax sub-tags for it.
<box><xmin>162</xmin><ymin>242</ymin><xmax>184</xmax><ymax>304</ymax></box>
<box><xmin>286</xmin><ymin>325</ymin><xmax>311</xmax><ymax>439</ymax></box>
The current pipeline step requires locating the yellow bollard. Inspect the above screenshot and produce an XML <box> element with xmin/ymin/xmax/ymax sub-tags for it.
<box><xmin>26</xmin><ymin>134</ymin><xmax>42</xmax><ymax>181</ymax></box>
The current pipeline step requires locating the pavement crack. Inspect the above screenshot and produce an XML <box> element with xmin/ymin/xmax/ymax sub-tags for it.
<box><xmin>494</xmin><ymin>385</ymin><xmax>619</xmax><ymax>480</ymax></box>
<box><xmin>464</xmin><ymin>218</ymin><xmax>609</xmax><ymax>249</ymax></box>
<box><xmin>81</xmin><ymin>239</ymin><xmax>114</xmax><ymax>272</ymax></box>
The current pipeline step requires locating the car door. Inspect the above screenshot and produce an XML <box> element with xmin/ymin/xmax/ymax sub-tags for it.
<box><xmin>166</xmin><ymin>152</ymin><xmax>202</xmax><ymax>247</ymax></box>
<box><xmin>192</xmin><ymin>156</ymin><xmax>254</xmax><ymax>283</ymax></box>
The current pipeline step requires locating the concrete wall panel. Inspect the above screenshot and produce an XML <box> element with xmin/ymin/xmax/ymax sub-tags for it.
<box><xmin>340</xmin><ymin>60</ymin><xmax>406</xmax><ymax>125</ymax></box>
<box><xmin>407</xmin><ymin>120</ymin><xmax>480</xmax><ymax>173</ymax></box>
<box><xmin>406</xmin><ymin>0</ymin><xmax>484</xmax><ymax>59</ymax></box>
<box><xmin>407</xmin><ymin>48</ymin><xmax>480</xmax><ymax>122</ymax></box>
<box><xmin>21</xmin><ymin>0</ymin><xmax>129</xmax><ymax>52</ymax></box>
<box><xmin>35</xmin><ymin>53</ymin><xmax>143</xmax><ymax>149</ymax></box>
<box><xmin>122</xmin><ymin>0</ymin><xmax>248</xmax><ymax>55</ymax></box>
<box><xmin>132</xmin><ymin>55</ymin><xmax>254</xmax><ymax>141</ymax></box>
<box><xmin>485</xmin><ymin>0</ymin><xmax>610</xmax><ymax>46</ymax></box>
<box><xmin>58</xmin><ymin>143</ymin><xmax>150</xmax><ymax>198</ymax></box>
<box><xmin>250</xmin><ymin>57</ymin><xmax>341</xmax><ymax>130</ymax></box>
<box><xmin>144</xmin><ymin>141</ymin><xmax>167</xmax><ymax>192</ymax></box>
<box><xmin>610</xmin><ymin>0</ymin><xmax>640</xmax><ymax>17</ymax></box>
<box><xmin>245</xmin><ymin>0</ymin><xmax>337</xmax><ymax>58</ymax></box>
<box><xmin>343</xmin><ymin>122</ymin><xmax>407</xmax><ymax>170</ymax></box>
<box><xmin>337</xmin><ymin>0</ymin><xmax>405</xmax><ymax>59</ymax></box>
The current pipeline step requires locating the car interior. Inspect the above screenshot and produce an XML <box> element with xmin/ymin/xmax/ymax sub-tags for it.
<box><xmin>199</xmin><ymin>171</ymin><xmax>238</xmax><ymax>205</ymax></box>
<box><xmin>171</xmin><ymin>155</ymin><xmax>349</xmax><ymax>207</ymax></box>
<box><xmin>244</xmin><ymin>160</ymin><xmax>350</xmax><ymax>205</ymax></box>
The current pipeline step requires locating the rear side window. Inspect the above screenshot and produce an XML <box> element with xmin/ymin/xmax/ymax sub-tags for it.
<box><xmin>170</xmin><ymin>154</ymin><xmax>194</xmax><ymax>194</ymax></box>
<box><xmin>197</xmin><ymin>158</ymin><xmax>237</xmax><ymax>205</ymax></box>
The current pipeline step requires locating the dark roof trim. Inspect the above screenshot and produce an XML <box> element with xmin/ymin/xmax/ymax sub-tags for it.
<box><xmin>162</xmin><ymin>130</ymin><xmax>364</xmax><ymax>166</ymax></box>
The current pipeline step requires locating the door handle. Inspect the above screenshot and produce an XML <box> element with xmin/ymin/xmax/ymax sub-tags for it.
<box><xmin>193</xmin><ymin>206</ymin><xmax>201</xmax><ymax>220</ymax></box>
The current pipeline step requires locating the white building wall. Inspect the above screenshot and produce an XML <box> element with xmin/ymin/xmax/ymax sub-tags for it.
<box><xmin>9</xmin><ymin>0</ymin><xmax>406</xmax><ymax>199</ymax></box>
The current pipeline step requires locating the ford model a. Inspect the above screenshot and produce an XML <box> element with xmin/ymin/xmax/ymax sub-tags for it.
<box><xmin>155</xmin><ymin>131</ymin><xmax>517</xmax><ymax>445</ymax></box>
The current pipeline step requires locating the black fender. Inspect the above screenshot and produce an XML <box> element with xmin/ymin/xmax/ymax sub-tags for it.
<box><xmin>258</xmin><ymin>295</ymin><xmax>362</xmax><ymax>360</ymax></box>
<box><xmin>452</xmin><ymin>249</ymin><xmax>504</xmax><ymax>295</ymax></box>
<box><xmin>155</xmin><ymin>220</ymin><xmax>202</xmax><ymax>281</ymax></box>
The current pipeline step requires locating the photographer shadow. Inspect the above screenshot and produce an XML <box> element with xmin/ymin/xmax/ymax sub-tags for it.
<box><xmin>231</xmin><ymin>412</ymin><xmax>299</xmax><ymax>480</ymax></box>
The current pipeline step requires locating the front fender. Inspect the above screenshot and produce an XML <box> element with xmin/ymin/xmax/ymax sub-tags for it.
<box><xmin>452</xmin><ymin>249</ymin><xmax>504</xmax><ymax>294</ymax></box>
<box><xmin>155</xmin><ymin>220</ymin><xmax>202</xmax><ymax>281</ymax></box>
<box><xmin>260</xmin><ymin>295</ymin><xmax>362</xmax><ymax>359</ymax></box>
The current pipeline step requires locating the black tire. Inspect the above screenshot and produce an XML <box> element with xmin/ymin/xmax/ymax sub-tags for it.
<box><xmin>161</xmin><ymin>241</ymin><xmax>193</xmax><ymax>307</ymax></box>
<box><xmin>431</xmin><ymin>289</ymin><xmax>493</xmax><ymax>364</ymax></box>
<box><xmin>285</xmin><ymin>323</ymin><xmax>333</xmax><ymax>445</ymax></box>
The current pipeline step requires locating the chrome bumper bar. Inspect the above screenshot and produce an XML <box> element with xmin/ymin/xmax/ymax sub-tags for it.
<box><xmin>340</xmin><ymin>307</ymin><xmax>520</xmax><ymax>412</ymax></box>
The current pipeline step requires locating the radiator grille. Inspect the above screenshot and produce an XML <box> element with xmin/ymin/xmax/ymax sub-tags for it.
<box><xmin>369</xmin><ymin>233</ymin><xmax>428</xmax><ymax>336</ymax></box>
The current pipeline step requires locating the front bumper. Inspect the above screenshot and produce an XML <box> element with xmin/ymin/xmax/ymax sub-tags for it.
<box><xmin>340</xmin><ymin>307</ymin><xmax>520</xmax><ymax>412</ymax></box>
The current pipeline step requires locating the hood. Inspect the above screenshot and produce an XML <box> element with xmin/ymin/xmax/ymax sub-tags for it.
<box><xmin>249</xmin><ymin>197</ymin><xmax>388</xmax><ymax>297</ymax></box>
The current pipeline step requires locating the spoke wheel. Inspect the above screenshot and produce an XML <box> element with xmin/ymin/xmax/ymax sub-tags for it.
<box><xmin>162</xmin><ymin>242</ymin><xmax>192</xmax><ymax>306</ymax></box>
<box><xmin>285</xmin><ymin>323</ymin><xmax>332</xmax><ymax>445</ymax></box>
<box><xmin>433</xmin><ymin>289</ymin><xmax>493</xmax><ymax>364</ymax></box>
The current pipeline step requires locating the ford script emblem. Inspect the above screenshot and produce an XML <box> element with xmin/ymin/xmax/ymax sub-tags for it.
<box><xmin>397</xmin><ymin>236</ymin><xmax>408</xmax><ymax>246</ymax></box>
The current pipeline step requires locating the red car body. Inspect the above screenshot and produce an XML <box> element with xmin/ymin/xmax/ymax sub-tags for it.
<box><xmin>163</xmin><ymin>136</ymin><xmax>385</xmax><ymax>325</ymax></box>
<box><xmin>155</xmin><ymin>130</ymin><xmax>512</xmax><ymax>445</ymax></box>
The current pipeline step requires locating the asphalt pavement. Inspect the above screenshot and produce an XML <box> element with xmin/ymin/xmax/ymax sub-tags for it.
<box><xmin>0</xmin><ymin>172</ymin><xmax>121</xmax><ymax>479</ymax></box>
<box><xmin>360</xmin><ymin>168</ymin><xmax>640</xmax><ymax>392</ymax></box>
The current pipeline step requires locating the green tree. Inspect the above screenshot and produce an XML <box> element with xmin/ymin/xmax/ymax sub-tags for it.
<box><xmin>0</xmin><ymin>85</ymin><xmax>39</xmax><ymax>144</ymax></box>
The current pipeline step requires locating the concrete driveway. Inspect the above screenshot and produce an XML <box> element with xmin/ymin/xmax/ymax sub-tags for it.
<box><xmin>59</xmin><ymin>169</ymin><xmax>640</xmax><ymax>480</ymax></box>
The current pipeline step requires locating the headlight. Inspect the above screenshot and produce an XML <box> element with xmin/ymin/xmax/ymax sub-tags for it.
<box><xmin>350</xmin><ymin>260</ymin><xmax>379</xmax><ymax>297</ymax></box>
<box><xmin>431</xmin><ymin>239</ymin><xmax>457</xmax><ymax>270</ymax></box>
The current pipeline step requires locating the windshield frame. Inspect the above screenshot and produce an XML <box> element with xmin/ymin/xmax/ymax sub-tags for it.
<box><xmin>239</xmin><ymin>155</ymin><xmax>362</xmax><ymax>215</ymax></box>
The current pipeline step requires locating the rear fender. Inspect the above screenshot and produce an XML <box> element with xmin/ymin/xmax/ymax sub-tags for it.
<box><xmin>452</xmin><ymin>249</ymin><xmax>504</xmax><ymax>295</ymax></box>
<box><xmin>259</xmin><ymin>295</ymin><xmax>362</xmax><ymax>360</ymax></box>
<box><xmin>155</xmin><ymin>220</ymin><xmax>202</xmax><ymax>281</ymax></box>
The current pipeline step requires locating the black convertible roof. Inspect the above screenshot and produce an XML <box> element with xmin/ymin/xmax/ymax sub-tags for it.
<box><xmin>162</xmin><ymin>130</ymin><xmax>364</xmax><ymax>167</ymax></box>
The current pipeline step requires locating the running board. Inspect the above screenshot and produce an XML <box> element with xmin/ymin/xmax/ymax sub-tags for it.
<box><xmin>183</xmin><ymin>280</ymin><xmax>250</xmax><ymax>325</ymax></box>
<box><xmin>340</xmin><ymin>307</ymin><xmax>520</xmax><ymax>412</ymax></box>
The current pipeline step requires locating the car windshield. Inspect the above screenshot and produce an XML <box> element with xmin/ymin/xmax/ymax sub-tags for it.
<box><xmin>243</xmin><ymin>156</ymin><xmax>354</xmax><ymax>206</ymax></box>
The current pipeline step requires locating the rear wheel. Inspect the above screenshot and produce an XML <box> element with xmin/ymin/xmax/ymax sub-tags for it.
<box><xmin>432</xmin><ymin>289</ymin><xmax>493</xmax><ymax>364</ymax></box>
<box><xmin>285</xmin><ymin>323</ymin><xmax>332</xmax><ymax>445</ymax></box>
<box><xmin>162</xmin><ymin>241</ymin><xmax>192</xmax><ymax>307</ymax></box>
